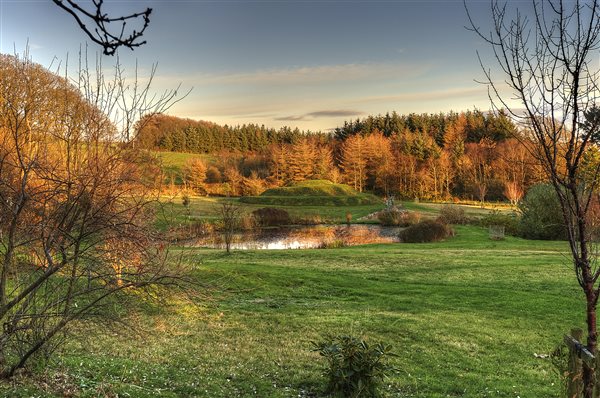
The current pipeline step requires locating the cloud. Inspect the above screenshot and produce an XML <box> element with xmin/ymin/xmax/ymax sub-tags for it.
<box><xmin>157</xmin><ymin>61</ymin><xmax>430</xmax><ymax>88</ymax></box>
<box><xmin>354</xmin><ymin>86</ymin><xmax>485</xmax><ymax>104</ymax></box>
<box><xmin>274</xmin><ymin>115</ymin><xmax>308</xmax><ymax>121</ymax></box>
<box><xmin>275</xmin><ymin>109</ymin><xmax>364</xmax><ymax>121</ymax></box>
<box><xmin>307</xmin><ymin>110</ymin><xmax>362</xmax><ymax>118</ymax></box>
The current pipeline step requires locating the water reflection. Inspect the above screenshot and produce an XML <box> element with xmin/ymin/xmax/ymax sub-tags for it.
<box><xmin>193</xmin><ymin>224</ymin><xmax>401</xmax><ymax>250</ymax></box>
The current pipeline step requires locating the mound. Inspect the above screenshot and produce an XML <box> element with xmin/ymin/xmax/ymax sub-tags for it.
<box><xmin>240</xmin><ymin>180</ymin><xmax>381</xmax><ymax>206</ymax></box>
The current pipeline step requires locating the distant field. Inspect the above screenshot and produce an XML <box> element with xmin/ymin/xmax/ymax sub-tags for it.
<box><xmin>2</xmin><ymin>226</ymin><xmax>579</xmax><ymax>397</ymax></box>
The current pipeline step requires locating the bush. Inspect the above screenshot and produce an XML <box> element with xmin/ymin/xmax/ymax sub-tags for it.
<box><xmin>478</xmin><ymin>210</ymin><xmax>520</xmax><ymax>236</ymax></box>
<box><xmin>293</xmin><ymin>214</ymin><xmax>325</xmax><ymax>225</ymax></box>
<box><xmin>399</xmin><ymin>220</ymin><xmax>453</xmax><ymax>243</ymax></box>
<box><xmin>239</xmin><ymin>214</ymin><xmax>257</xmax><ymax>230</ymax></box>
<box><xmin>377</xmin><ymin>208</ymin><xmax>404</xmax><ymax>226</ymax></box>
<box><xmin>519</xmin><ymin>183</ymin><xmax>567</xmax><ymax>240</ymax></box>
<box><xmin>437</xmin><ymin>204</ymin><xmax>468</xmax><ymax>225</ymax></box>
<box><xmin>400</xmin><ymin>211</ymin><xmax>421</xmax><ymax>227</ymax></box>
<box><xmin>252</xmin><ymin>207</ymin><xmax>291</xmax><ymax>227</ymax></box>
<box><xmin>181</xmin><ymin>194</ymin><xmax>190</xmax><ymax>209</ymax></box>
<box><xmin>377</xmin><ymin>209</ymin><xmax>420</xmax><ymax>227</ymax></box>
<box><xmin>312</xmin><ymin>335</ymin><xmax>395</xmax><ymax>398</ymax></box>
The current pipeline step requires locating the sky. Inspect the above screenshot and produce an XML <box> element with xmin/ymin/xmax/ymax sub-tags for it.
<box><xmin>0</xmin><ymin>0</ymin><xmax>508</xmax><ymax>132</ymax></box>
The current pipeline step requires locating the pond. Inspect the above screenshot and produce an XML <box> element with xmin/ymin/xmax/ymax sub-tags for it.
<box><xmin>192</xmin><ymin>224</ymin><xmax>401</xmax><ymax>250</ymax></box>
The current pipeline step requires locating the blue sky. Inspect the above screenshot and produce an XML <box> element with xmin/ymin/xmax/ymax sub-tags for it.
<box><xmin>0</xmin><ymin>0</ymin><xmax>503</xmax><ymax>131</ymax></box>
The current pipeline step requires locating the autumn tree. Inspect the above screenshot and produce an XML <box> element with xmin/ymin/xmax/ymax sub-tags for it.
<box><xmin>183</xmin><ymin>158</ymin><xmax>207</xmax><ymax>194</ymax></box>
<box><xmin>242</xmin><ymin>171</ymin><xmax>266</xmax><ymax>196</ymax></box>
<box><xmin>464</xmin><ymin>139</ymin><xmax>496</xmax><ymax>204</ymax></box>
<box><xmin>224</xmin><ymin>166</ymin><xmax>243</xmax><ymax>196</ymax></box>
<box><xmin>288</xmin><ymin>138</ymin><xmax>317</xmax><ymax>182</ymax></box>
<box><xmin>467</xmin><ymin>1</ymin><xmax>600</xmax><ymax>395</ymax></box>
<box><xmin>0</xmin><ymin>53</ymin><xmax>181</xmax><ymax>377</ymax></box>
<box><xmin>340</xmin><ymin>134</ymin><xmax>368</xmax><ymax>192</ymax></box>
<box><xmin>313</xmin><ymin>141</ymin><xmax>335</xmax><ymax>181</ymax></box>
<box><xmin>270</xmin><ymin>143</ymin><xmax>291</xmax><ymax>185</ymax></box>
<box><xmin>363</xmin><ymin>131</ymin><xmax>394</xmax><ymax>194</ymax></box>
<box><xmin>493</xmin><ymin>139</ymin><xmax>532</xmax><ymax>205</ymax></box>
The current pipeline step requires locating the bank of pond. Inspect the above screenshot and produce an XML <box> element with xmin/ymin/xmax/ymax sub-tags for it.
<box><xmin>192</xmin><ymin>224</ymin><xmax>402</xmax><ymax>250</ymax></box>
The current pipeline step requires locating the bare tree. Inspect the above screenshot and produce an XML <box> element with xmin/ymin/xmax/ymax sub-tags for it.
<box><xmin>52</xmin><ymin>0</ymin><xmax>152</xmax><ymax>55</ymax></box>
<box><xmin>218</xmin><ymin>202</ymin><xmax>241</xmax><ymax>254</ymax></box>
<box><xmin>466</xmin><ymin>1</ymin><xmax>600</xmax><ymax>395</ymax></box>
<box><xmin>0</xmin><ymin>52</ymin><xmax>182</xmax><ymax>377</ymax></box>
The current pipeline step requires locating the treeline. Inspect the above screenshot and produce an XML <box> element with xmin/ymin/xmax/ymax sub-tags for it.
<box><xmin>145</xmin><ymin>110</ymin><xmax>549</xmax><ymax>202</ymax></box>
<box><xmin>333</xmin><ymin>109</ymin><xmax>515</xmax><ymax>143</ymax></box>
<box><xmin>135</xmin><ymin>114</ymin><xmax>320</xmax><ymax>153</ymax></box>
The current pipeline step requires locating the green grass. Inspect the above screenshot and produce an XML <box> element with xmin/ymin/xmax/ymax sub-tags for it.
<box><xmin>155</xmin><ymin>151</ymin><xmax>214</xmax><ymax>183</ymax></box>
<box><xmin>401</xmin><ymin>200</ymin><xmax>516</xmax><ymax>218</ymax></box>
<box><xmin>240</xmin><ymin>180</ymin><xmax>381</xmax><ymax>206</ymax></box>
<box><xmin>0</xmin><ymin>226</ymin><xmax>583</xmax><ymax>397</ymax></box>
<box><xmin>261</xmin><ymin>180</ymin><xmax>364</xmax><ymax>197</ymax></box>
<box><xmin>157</xmin><ymin>194</ymin><xmax>514</xmax><ymax>230</ymax></box>
<box><xmin>155</xmin><ymin>195</ymin><xmax>385</xmax><ymax>229</ymax></box>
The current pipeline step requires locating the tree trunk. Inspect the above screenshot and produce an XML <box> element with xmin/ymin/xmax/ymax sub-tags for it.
<box><xmin>584</xmin><ymin>284</ymin><xmax>598</xmax><ymax>398</ymax></box>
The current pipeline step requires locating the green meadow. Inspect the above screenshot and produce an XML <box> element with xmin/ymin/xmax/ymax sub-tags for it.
<box><xmin>1</xmin><ymin>224</ymin><xmax>582</xmax><ymax>397</ymax></box>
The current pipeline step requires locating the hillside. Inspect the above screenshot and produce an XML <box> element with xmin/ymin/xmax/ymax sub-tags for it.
<box><xmin>239</xmin><ymin>180</ymin><xmax>382</xmax><ymax>206</ymax></box>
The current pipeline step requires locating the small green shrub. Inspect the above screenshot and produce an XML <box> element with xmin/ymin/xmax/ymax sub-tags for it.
<box><xmin>252</xmin><ymin>207</ymin><xmax>291</xmax><ymax>226</ymax></box>
<box><xmin>312</xmin><ymin>335</ymin><xmax>396</xmax><ymax>398</ymax></box>
<box><xmin>399</xmin><ymin>220</ymin><xmax>453</xmax><ymax>243</ymax></box>
<box><xmin>478</xmin><ymin>210</ymin><xmax>520</xmax><ymax>236</ymax></box>
<box><xmin>519</xmin><ymin>183</ymin><xmax>567</xmax><ymax>240</ymax></box>
<box><xmin>437</xmin><ymin>204</ymin><xmax>468</xmax><ymax>225</ymax></box>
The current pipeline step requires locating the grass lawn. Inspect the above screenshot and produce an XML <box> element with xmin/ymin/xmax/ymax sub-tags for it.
<box><xmin>0</xmin><ymin>226</ymin><xmax>582</xmax><ymax>397</ymax></box>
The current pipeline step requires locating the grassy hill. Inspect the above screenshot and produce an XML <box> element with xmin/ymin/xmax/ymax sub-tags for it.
<box><xmin>240</xmin><ymin>180</ymin><xmax>382</xmax><ymax>206</ymax></box>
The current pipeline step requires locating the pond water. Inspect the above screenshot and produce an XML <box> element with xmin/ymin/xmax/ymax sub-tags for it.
<box><xmin>193</xmin><ymin>224</ymin><xmax>401</xmax><ymax>250</ymax></box>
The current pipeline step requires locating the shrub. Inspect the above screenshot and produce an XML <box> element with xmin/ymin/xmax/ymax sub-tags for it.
<box><xmin>293</xmin><ymin>214</ymin><xmax>324</xmax><ymax>225</ymax></box>
<box><xmin>181</xmin><ymin>194</ymin><xmax>190</xmax><ymax>209</ymax></box>
<box><xmin>400</xmin><ymin>211</ymin><xmax>421</xmax><ymax>227</ymax></box>
<box><xmin>319</xmin><ymin>239</ymin><xmax>346</xmax><ymax>249</ymax></box>
<box><xmin>379</xmin><ymin>209</ymin><xmax>421</xmax><ymax>227</ymax></box>
<box><xmin>239</xmin><ymin>214</ymin><xmax>257</xmax><ymax>230</ymax></box>
<box><xmin>252</xmin><ymin>207</ymin><xmax>291</xmax><ymax>227</ymax></box>
<box><xmin>478</xmin><ymin>210</ymin><xmax>520</xmax><ymax>236</ymax></box>
<box><xmin>437</xmin><ymin>204</ymin><xmax>468</xmax><ymax>225</ymax></box>
<box><xmin>519</xmin><ymin>183</ymin><xmax>567</xmax><ymax>240</ymax></box>
<box><xmin>205</xmin><ymin>165</ymin><xmax>222</xmax><ymax>183</ymax></box>
<box><xmin>399</xmin><ymin>220</ymin><xmax>453</xmax><ymax>243</ymax></box>
<box><xmin>312</xmin><ymin>335</ymin><xmax>395</xmax><ymax>398</ymax></box>
<box><xmin>377</xmin><ymin>208</ymin><xmax>404</xmax><ymax>226</ymax></box>
<box><xmin>189</xmin><ymin>220</ymin><xmax>214</xmax><ymax>237</ymax></box>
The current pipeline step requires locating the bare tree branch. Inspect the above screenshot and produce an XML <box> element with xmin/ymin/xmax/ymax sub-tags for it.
<box><xmin>51</xmin><ymin>0</ymin><xmax>152</xmax><ymax>56</ymax></box>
